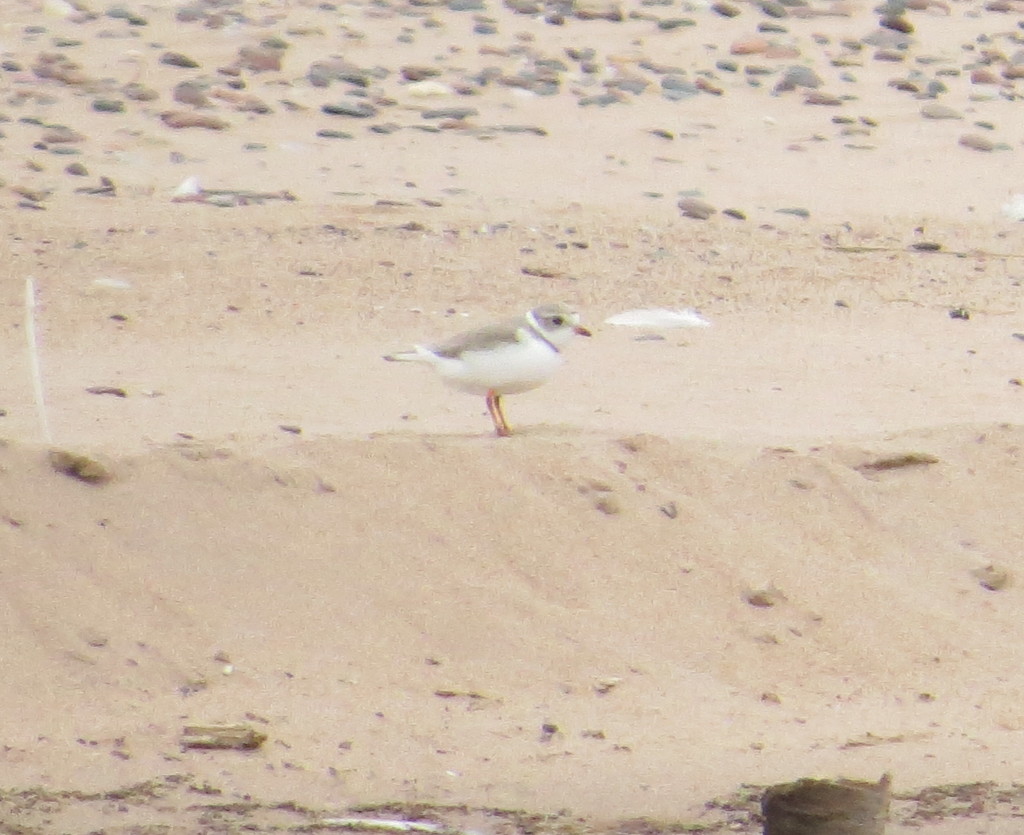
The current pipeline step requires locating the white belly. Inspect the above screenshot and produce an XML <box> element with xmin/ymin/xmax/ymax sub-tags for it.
<box><xmin>434</xmin><ymin>338</ymin><xmax>564</xmax><ymax>396</ymax></box>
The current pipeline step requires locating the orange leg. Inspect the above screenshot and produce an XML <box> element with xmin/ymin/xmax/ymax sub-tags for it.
<box><xmin>486</xmin><ymin>391</ymin><xmax>512</xmax><ymax>437</ymax></box>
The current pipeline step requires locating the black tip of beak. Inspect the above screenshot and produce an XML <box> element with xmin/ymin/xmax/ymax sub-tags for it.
<box><xmin>575</xmin><ymin>325</ymin><xmax>593</xmax><ymax>337</ymax></box>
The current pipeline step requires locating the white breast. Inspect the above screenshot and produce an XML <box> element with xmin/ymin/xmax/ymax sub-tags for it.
<box><xmin>432</xmin><ymin>335</ymin><xmax>564</xmax><ymax>396</ymax></box>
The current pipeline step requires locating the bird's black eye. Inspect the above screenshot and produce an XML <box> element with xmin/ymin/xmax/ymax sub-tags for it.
<box><xmin>551</xmin><ymin>316</ymin><xmax>564</xmax><ymax>326</ymax></box>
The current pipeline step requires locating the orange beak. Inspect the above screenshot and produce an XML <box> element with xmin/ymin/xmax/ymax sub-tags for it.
<box><xmin>574</xmin><ymin>325</ymin><xmax>593</xmax><ymax>337</ymax></box>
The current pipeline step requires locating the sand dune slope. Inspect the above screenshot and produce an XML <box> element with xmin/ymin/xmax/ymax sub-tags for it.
<box><xmin>2</xmin><ymin>425</ymin><xmax>1023</xmax><ymax>818</ymax></box>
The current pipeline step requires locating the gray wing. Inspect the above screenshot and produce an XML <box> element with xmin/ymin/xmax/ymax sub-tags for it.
<box><xmin>432</xmin><ymin>318</ymin><xmax>525</xmax><ymax>359</ymax></box>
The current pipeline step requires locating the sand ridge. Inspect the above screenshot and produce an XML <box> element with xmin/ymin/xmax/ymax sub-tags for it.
<box><xmin>2</xmin><ymin>0</ymin><xmax>1024</xmax><ymax>831</ymax></box>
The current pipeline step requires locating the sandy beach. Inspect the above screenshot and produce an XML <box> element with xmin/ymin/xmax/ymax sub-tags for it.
<box><xmin>1</xmin><ymin>0</ymin><xmax>1023</xmax><ymax>831</ymax></box>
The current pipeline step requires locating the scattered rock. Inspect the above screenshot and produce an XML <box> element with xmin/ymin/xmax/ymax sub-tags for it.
<box><xmin>236</xmin><ymin>44</ymin><xmax>284</xmax><ymax>73</ymax></box>
<box><xmin>712</xmin><ymin>1</ymin><xmax>741</xmax><ymax>16</ymax></box>
<box><xmin>49</xmin><ymin>450</ymin><xmax>114</xmax><ymax>484</ymax></box>
<box><xmin>775</xmin><ymin>65</ymin><xmax>823</xmax><ymax>91</ymax></box>
<box><xmin>92</xmin><ymin>98</ymin><xmax>125</xmax><ymax>113</ymax></box>
<box><xmin>41</xmin><ymin>125</ymin><xmax>84</xmax><ymax>143</ymax></box>
<box><xmin>122</xmin><ymin>81</ymin><xmax>158</xmax><ymax>101</ymax></box>
<box><xmin>173</xmin><ymin>80</ymin><xmax>210</xmax><ymax>107</ymax></box>
<box><xmin>920</xmin><ymin>102</ymin><xmax>962</xmax><ymax>119</ymax></box>
<box><xmin>972</xmin><ymin>564</ymin><xmax>1010</xmax><ymax>591</ymax></box>
<box><xmin>160</xmin><ymin>51</ymin><xmax>201</xmax><ymax>69</ymax></box>
<box><xmin>594</xmin><ymin>495</ymin><xmax>621</xmax><ymax>515</ymax></box>
<box><xmin>959</xmin><ymin>133</ymin><xmax>996</xmax><ymax>151</ymax></box>
<box><xmin>745</xmin><ymin>585</ymin><xmax>787</xmax><ymax>608</ymax></box>
<box><xmin>678</xmin><ymin>196</ymin><xmax>716</xmax><ymax>219</ymax></box>
<box><xmin>161</xmin><ymin>111</ymin><xmax>230</xmax><ymax>130</ymax></box>
<box><xmin>805</xmin><ymin>90</ymin><xmax>843</xmax><ymax>105</ymax></box>
<box><xmin>85</xmin><ymin>385</ymin><xmax>127</xmax><ymax>397</ymax></box>
<box><xmin>731</xmin><ymin>37</ymin><xmax>769</xmax><ymax>55</ymax></box>
<box><xmin>322</xmin><ymin>100</ymin><xmax>378</xmax><ymax>118</ymax></box>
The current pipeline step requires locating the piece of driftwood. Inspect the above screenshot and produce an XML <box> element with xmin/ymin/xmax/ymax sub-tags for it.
<box><xmin>180</xmin><ymin>723</ymin><xmax>267</xmax><ymax>751</ymax></box>
<box><xmin>761</xmin><ymin>774</ymin><xmax>891</xmax><ymax>835</ymax></box>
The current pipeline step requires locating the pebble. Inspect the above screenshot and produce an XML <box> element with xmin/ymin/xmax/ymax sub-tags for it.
<box><xmin>677</xmin><ymin>197</ymin><xmax>716</xmax><ymax>219</ymax></box>
<box><xmin>731</xmin><ymin>37</ymin><xmax>769</xmax><ymax>55</ymax></box>
<box><xmin>661</xmin><ymin>76</ymin><xmax>699</xmax><ymax>100</ymax></box>
<box><xmin>874</xmin><ymin>48</ymin><xmax>906</xmax><ymax>61</ymax></box>
<box><xmin>316</xmin><ymin>128</ymin><xmax>354</xmax><ymax>139</ymax></box>
<box><xmin>880</xmin><ymin>15</ymin><xmax>913</xmax><ymax>33</ymax></box>
<box><xmin>401</xmin><ymin>65</ymin><xmax>441</xmax><ymax>81</ymax></box>
<box><xmin>608</xmin><ymin>76</ymin><xmax>649</xmax><ymax>95</ymax></box>
<box><xmin>758</xmin><ymin>0</ymin><xmax>788</xmax><ymax>17</ymax></box>
<box><xmin>422</xmin><ymin>106</ymin><xmax>478</xmax><ymax>119</ymax></box>
<box><xmin>65</xmin><ymin>161</ymin><xmax>88</xmax><ymax>176</ymax></box>
<box><xmin>161</xmin><ymin>111</ymin><xmax>230</xmax><ymax>129</ymax></box>
<box><xmin>804</xmin><ymin>90</ymin><xmax>843</xmax><ymax>105</ymax></box>
<box><xmin>92</xmin><ymin>98</ymin><xmax>125</xmax><ymax>113</ymax></box>
<box><xmin>122</xmin><ymin>81</ymin><xmax>158</xmax><ymax>101</ymax></box>
<box><xmin>921</xmin><ymin>102</ymin><xmax>962</xmax><ymax>118</ymax></box>
<box><xmin>574</xmin><ymin>1</ymin><xmax>624</xmax><ymax>21</ymax></box>
<box><xmin>578</xmin><ymin>92</ymin><xmax>624</xmax><ymax>106</ymax></box>
<box><xmin>173</xmin><ymin>80</ymin><xmax>209</xmax><ymax>107</ymax></box>
<box><xmin>712</xmin><ymin>1</ymin><xmax>742</xmax><ymax>15</ymax></box>
<box><xmin>657</xmin><ymin>18</ymin><xmax>696</xmax><ymax>30</ymax></box>
<box><xmin>41</xmin><ymin>125</ymin><xmax>84</xmax><ymax>143</ymax></box>
<box><xmin>970</xmin><ymin>67</ymin><xmax>1003</xmax><ymax>84</ymax></box>
<box><xmin>236</xmin><ymin>44</ymin><xmax>284</xmax><ymax>73</ymax></box>
<box><xmin>160</xmin><ymin>51</ymin><xmax>200</xmax><ymax>69</ymax></box>
<box><xmin>959</xmin><ymin>133</ymin><xmax>997</xmax><ymax>151</ymax></box>
<box><xmin>775</xmin><ymin>65</ymin><xmax>823</xmax><ymax>91</ymax></box>
<box><xmin>322</xmin><ymin>100</ymin><xmax>378</xmax><ymax>118</ymax></box>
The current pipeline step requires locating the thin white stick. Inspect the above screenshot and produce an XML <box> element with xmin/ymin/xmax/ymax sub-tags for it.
<box><xmin>25</xmin><ymin>276</ymin><xmax>53</xmax><ymax>445</ymax></box>
<box><xmin>319</xmin><ymin>820</ymin><xmax>480</xmax><ymax>835</ymax></box>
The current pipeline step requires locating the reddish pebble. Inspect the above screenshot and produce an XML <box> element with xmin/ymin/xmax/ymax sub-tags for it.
<box><xmin>730</xmin><ymin>37</ymin><xmax>769</xmax><ymax>55</ymax></box>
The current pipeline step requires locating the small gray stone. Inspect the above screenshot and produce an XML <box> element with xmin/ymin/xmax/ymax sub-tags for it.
<box><xmin>657</xmin><ymin>17</ymin><xmax>695</xmax><ymax>29</ymax></box>
<box><xmin>758</xmin><ymin>1</ymin><xmax>788</xmax><ymax>17</ymax></box>
<box><xmin>607</xmin><ymin>76</ymin><xmax>648</xmax><ymax>94</ymax></box>
<box><xmin>122</xmin><ymin>81</ymin><xmax>158</xmax><ymax>101</ymax></box>
<box><xmin>921</xmin><ymin>102</ymin><xmax>962</xmax><ymax>119</ymax></box>
<box><xmin>422</xmin><ymin>107</ymin><xmax>478</xmax><ymax>119</ymax></box>
<box><xmin>711</xmin><ymin>1</ymin><xmax>741</xmax><ymax>15</ymax></box>
<box><xmin>578</xmin><ymin>92</ymin><xmax>623</xmax><ymax>107</ymax></box>
<box><xmin>775</xmin><ymin>65</ymin><xmax>823</xmax><ymax>92</ymax></box>
<box><xmin>160</xmin><ymin>51</ymin><xmax>200</xmax><ymax>69</ymax></box>
<box><xmin>678</xmin><ymin>197</ymin><xmax>716</xmax><ymax>219</ymax></box>
<box><xmin>661</xmin><ymin>77</ymin><xmax>699</xmax><ymax>99</ymax></box>
<box><xmin>92</xmin><ymin>98</ymin><xmax>125</xmax><ymax>113</ymax></box>
<box><xmin>959</xmin><ymin>133</ymin><xmax>996</xmax><ymax>151</ymax></box>
<box><xmin>322</xmin><ymin>100</ymin><xmax>377</xmax><ymax>118</ymax></box>
<box><xmin>316</xmin><ymin>128</ymin><xmax>354</xmax><ymax>139</ymax></box>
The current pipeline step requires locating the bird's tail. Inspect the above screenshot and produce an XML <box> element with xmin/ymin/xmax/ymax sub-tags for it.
<box><xmin>382</xmin><ymin>345</ymin><xmax>431</xmax><ymax>363</ymax></box>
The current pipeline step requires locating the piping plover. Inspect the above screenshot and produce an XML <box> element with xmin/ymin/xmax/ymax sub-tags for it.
<box><xmin>384</xmin><ymin>303</ymin><xmax>592</xmax><ymax>437</ymax></box>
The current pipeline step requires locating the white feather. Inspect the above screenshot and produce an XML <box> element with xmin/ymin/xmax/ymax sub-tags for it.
<box><xmin>604</xmin><ymin>307</ymin><xmax>711</xmax><ymax>328</ymax></box>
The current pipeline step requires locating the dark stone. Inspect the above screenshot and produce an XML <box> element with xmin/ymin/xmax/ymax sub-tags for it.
<box><xmin>322</xmin><ymin>100</ymin><xmax>378</xmax><ymax>118</ymax></box>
